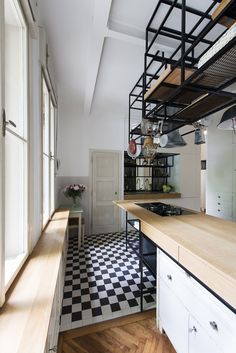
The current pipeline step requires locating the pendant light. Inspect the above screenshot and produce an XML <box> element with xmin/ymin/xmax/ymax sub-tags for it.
<box><xmin>159</xmin><ymin>130</ymin><xmax>187</xmax><ymax>148</ymax></box>
<box><xmin>217</xmin><ymin>105</ymin><xmax>236</xmax><ymax>132</ymax></box>
<box><xmin>194</xmin><ymin>127</ymin><xmax>206</xmax><ymax>145</ymax></box>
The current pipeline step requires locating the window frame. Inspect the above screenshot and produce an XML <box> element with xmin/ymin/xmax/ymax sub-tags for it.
<box><xmin>41</xmin><ymin>70</ymin><xmax>56</xmax><ymax>230</ymax></box>
<box><xmin>1</xmin><ymin>0</ymin><xmax>29</xmax><ymax>298</ymax></box>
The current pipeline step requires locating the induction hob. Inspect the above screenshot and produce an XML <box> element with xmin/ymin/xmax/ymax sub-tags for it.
<box><xmin>136</xmin><ymin>202</ymin><xmax>197</xmax><ymax>216</ymax></box>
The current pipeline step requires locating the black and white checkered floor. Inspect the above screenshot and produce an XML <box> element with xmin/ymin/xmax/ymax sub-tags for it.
<box><xmin>60</xmin><ymin>230</ymin><xmax>156</xmax><ymax>331</ymax></box>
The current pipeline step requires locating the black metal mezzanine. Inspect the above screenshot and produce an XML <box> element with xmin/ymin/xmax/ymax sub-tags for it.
<box><xmin>129</xmin><ymin>0</ymin><xmax>236</xmax><ymax>142</ymax></box>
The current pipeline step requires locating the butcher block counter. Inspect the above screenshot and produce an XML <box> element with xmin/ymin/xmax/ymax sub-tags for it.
<box><xmin>115</xmin><ymin>200</ymin><xmax>236</xmax><ymax>310</ymax></box>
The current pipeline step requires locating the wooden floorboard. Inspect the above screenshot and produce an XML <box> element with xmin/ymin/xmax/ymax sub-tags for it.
<box><xmin>58</xmin><ymin>310</ymin><xmax>176</xmax><ymax>353</ymax></box>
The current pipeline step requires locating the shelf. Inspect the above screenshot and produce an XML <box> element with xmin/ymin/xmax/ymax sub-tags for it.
<box><xmin>212</xmin><ymin>0</ymin><xmax>236</xmax><ymax>28</ymax></box>
<box><xmin>127</xmin><ymin>219</ymin><xmax>140</xmax><ymax>231</ymax></box>
<box><xmin>129</xmin><ymin>0</ymin><xmax>236</xmax><ymax>138</ymax></box>
<box><xmin>144</xmin><ymin>65</ymin><xmax>198</xmax><ymax>105</ymax></box>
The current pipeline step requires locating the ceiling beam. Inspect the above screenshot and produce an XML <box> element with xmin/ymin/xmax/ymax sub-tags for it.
<box><xmin>106</xmin><ymin>28</ymin><xmax>145</xmax><ymax>47</ymax></box>
<box><xmin>84</xmin><ymin>0</ymin><xmax>112</xmax><ymax>115</ymax></box>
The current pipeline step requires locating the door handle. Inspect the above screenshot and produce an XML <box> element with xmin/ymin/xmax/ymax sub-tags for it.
<box><xmin>2</xmin><ymin>109</ymin><xmax>16</xmax><ymax>136</ymax></box>
<box><xmin>115</xmin><ymin>192</ymin><xmax>118</xmax><ymax>195</ymax></box>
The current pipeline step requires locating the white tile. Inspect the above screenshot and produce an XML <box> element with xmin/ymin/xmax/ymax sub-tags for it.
<box><xmin>71</xmin><ymin>320</ymin><xmax>83</xmax><ymax>330</ymax></box>
<box><xmin>91</xmin><ymin>299</ymin><xmax>100</xmax><ymax>308</ymax></box>
<box><xmin>81</xmin><ymin>294</ymin><xmax>90</xmax><ymax>302</ymax></box>
<box><xmin>80</xmin><ymin>282</ymin><xmax>89</xmax><ymax>289</ymax></box>
<box><xmin>72</xmin><ymin>289</ymin><xmax>80</xmax><ymax>297</ymax></box>
<box><xmin>125</xmin><ymin>292</ymin><xmax>135</xmax><ymax>300</ymax></box>
<box><xmin>72</xmin><ymin>303</ymin><xmax>81</xmax><ymax>312</ymax></box>
<box><xmin>101</xmin><ymin>305</ymin><xmax>113</xmax><ymax>315</ymax></box>
<box><xmin>104</xmin><ymin>283</ymin><xmax>113</xmax><ymax>290</ymax></box>
<box><xmin>64</xmin><ymin>285</ymin><xmax>73</xmax><ymax>292</ymax></box>
<box><xmin>114</xmin><ymin>288</ymin><xmax>124</xmax><ymax>295</ymax></box>
<box><xmin>98</xmin><ymin>291</ymin><xmax>108</xmax><ymax>298</ymax></box>
<box><xmin>82</xmin><ymin>309</ymin><xmax>93</xmax><ymax>319</ymax></box>
<box><xmin>102</xmin><ymin>273</ymin><xmax>110</xmax><ymax>279</ymax></box>
<box><xmin>63</xmin><ymin>298</ymin><xmax>72</xmax><ymax>306</ymax></box>
<box><xmin>108</xmin><ymin>296</ymin><xmax>118</xmax><ymax>304</ymax></box>
<box><xmin>60</xmin><ymin>314</ymin><xmax>72</xmax><ymax>332</ymax></box>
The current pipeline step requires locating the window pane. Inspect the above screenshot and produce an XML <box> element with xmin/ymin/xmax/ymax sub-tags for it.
<box><xmin>4</xmin><ymin>0</ymin><xmax>28</xmax><ymax>289</ymax></box>
<box><xmin>5</xmin><ymin>133</ymin><xmax>27</xmax><ymax>260</ymax></box>
<box><xmin>5</xmin><ymin>0</ymin><xmax>27</xmax><ymax>138</ymax></box>
<box><xmin>50</xmin><ymin>101</ymin><xmax>55</xmax><ymax>155</ymax></box>
<box><xmin>50</xmin><ymin>101</ymin><xmax>55</xmax><ymax>214</ymax></box>
<box><xmin>43</xmin><ymin>80</ymin><xmax>49</xmax><ymax>154</ymax></box>
<box><xmin>43</xmin><ymin>154</ymin><xmax>50</xmax><ymax>226</ymax></box>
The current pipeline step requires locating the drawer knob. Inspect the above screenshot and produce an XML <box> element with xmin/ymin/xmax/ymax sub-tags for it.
<box><xmin>209</xmin><ymin>321</ymin><xmax>218</xmax><ymax>331</ymax></box>
<box><xmin>189</xmin><ymin>326</ymin><xmax>197</xmax><ymax>333</ymax></box>
<box><xmin>167</xmin><ymin>274</ymin><xmax>172</xmax><ymax>281</ymax></box>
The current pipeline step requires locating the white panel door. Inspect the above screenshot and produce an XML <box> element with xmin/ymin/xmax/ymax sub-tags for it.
<box><xmin>159</xmin><ymin>279</ymin><xmax>189</xmax><ymax>353</ymax></box>
<box><xmin>91</xmin><ymin>151</ymin><xmax>120</xmax><ymax>234</ymax></box>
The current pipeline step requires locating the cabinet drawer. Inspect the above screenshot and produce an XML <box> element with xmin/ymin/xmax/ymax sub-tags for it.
<box><xmin>159</xmin><ymin>251</ymin><xmax>192</xmax><ymax>303</ymax></box>
<box><xmin>159</xmin><ymin>279</ymin><xmax>189</xmax><ymax>353</ymax></box>
<box><xmin>215</xmin><ymin>192</ymin><xmax>232</xmax><ymax>202</ymax></box>
<box><xmin>187</xmin><ymin>278</ymin><xmax>236</xmax><ymax>353</ymax></box>
<box><xmin>189</xmin><ymin>316</ymin><xmax>222</xmax><ymax>353</ymax></box>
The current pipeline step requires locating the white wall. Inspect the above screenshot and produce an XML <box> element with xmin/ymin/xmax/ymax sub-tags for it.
<box><xmin>56</xmin><ymin>106</ymin><xmax>201</xmax><ymax>234</ymax></box>
<box><xmin>158</xmin><ymin>126</ymin><xmax>201</xmax><ymax>211</ymax></box>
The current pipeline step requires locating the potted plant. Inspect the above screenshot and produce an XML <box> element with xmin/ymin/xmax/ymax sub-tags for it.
<box><xmin>63</xmin><ymin>184</ymin><xmax>87</xmax><ymax>206</ymax></box>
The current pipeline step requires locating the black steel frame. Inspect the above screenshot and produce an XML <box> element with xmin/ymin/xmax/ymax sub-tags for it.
<box><xmin>128</xmin><ymin>0</ymin><xmax>236</xmax><ymax>142</ymax></box>
<box><xmin>125</xmin><ymin>213</ymin><xmax>156</xmax><ymax>312</ymax></box>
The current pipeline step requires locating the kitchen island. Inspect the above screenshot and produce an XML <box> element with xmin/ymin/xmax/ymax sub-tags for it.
<box><xmin>115</xmin><ymin>200</ymin><xmax>236</xmax><ymax>310</ymax></box>
<box><xmin>115</xmin><ymin>200</ymin><xmax>236</xmax><ymax>353</ymax></box>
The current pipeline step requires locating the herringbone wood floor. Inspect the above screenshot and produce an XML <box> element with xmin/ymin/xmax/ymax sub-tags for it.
<box><xmin>58</xmin><ymin>310</ymin><xmax>176</xmax><ymax>353</ymax></box>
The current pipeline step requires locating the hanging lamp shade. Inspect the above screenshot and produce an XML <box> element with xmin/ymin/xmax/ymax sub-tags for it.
<box><xmin>217</xmin><ymin>105</ymin><xmax>236</xmax><ymax>130</ymax></box>
<box><xmin>159</xmin><ymin>130</ymin><xmax>187</xmax><ymax>148</ymax></box>
<box><xmin>194</xmin><ymin>128</ymin><xmax>205</xmax><ymax>145</ymax></box>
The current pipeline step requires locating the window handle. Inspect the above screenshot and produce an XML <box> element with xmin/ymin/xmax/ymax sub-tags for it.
<box><xmin>2</xmin><ymin>109</ymin><xmax>16</xmax><ymax>136</ymax></box>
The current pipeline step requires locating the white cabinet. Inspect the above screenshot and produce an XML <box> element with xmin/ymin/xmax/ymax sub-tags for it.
<box><xmin>44</xmin><ymin>236</ymin><xmax>67</xmax><ymax>353</ymax></box>
<box><xmin>158</xmin><ymin>251</ymin><xmax>236</xmax><ymax>353</ymax></box>
<box><xmin>189</xmin><ymin>316</ymin><xmax>221</xmax><ymax>353</ymax></box>
<box><xmin>159</xmin><ymin>279</ymin><xmax>189</xmax><ymax>353</ymax></box>
<box><xmin>206</xmin><ymin>114</ymin><xmax>235</xmax><ymax>221</ymax></box>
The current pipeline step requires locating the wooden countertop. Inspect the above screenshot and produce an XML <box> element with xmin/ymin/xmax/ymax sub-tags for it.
<box><xmin>115</xmin><ymin>201</ymin><xmax>236</xmax><ymax>309</ymax></box>
<box><xmin>0</xmin><ymin>209</ymin><xmax>69</xmax><ymax>353</ymax></box>
<box><xmin>124</xmin><ymin>192</ymin><xmax>181</xmax><ymax>200</ymax></box>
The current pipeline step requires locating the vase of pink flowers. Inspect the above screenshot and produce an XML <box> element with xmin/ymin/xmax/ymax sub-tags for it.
<box><xmin>63</xmin><ymin>183</ymin><xmax>87</xmax><ymax>206</ymax></box>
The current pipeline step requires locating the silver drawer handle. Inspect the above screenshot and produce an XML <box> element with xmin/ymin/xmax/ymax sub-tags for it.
<box><xmin>167</xmin><ymin>274</ymin><xmax>172</xmax><ymax>281</ymax></box>
<box><xmin>189</xmin><ymin>326</ymin><xmax>197</xmax><ymax>333</ymax></box>
<box><xmin>209</xmin><ymin>321</ymin><xmax>218</xmax><ymax>331</ymax></box>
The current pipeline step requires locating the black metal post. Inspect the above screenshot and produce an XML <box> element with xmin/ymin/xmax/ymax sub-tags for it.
<box><xmin>128</xmin><ymin>95</ymin><xmax>131</xmax><ymax>144</ymax></box>
<box><xmin>125</xmin><ymin>211</ymin><xmax>128</xmax><ymax>251</ymax></box>
<box><xmin>181</xmin><ymin>0</ymin><xmax>186</xmax><ymax>84</ymax></box>
<box><xmin>139</xmin><ymin>223</ymin><xmax>143</xmax><ymax>312</ymax></box>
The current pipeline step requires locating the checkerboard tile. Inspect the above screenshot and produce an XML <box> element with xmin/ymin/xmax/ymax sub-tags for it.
<box><xmin>60</xmin><ymin>230</ymin><xmax>156</xmax><ymax>332</ymax></box>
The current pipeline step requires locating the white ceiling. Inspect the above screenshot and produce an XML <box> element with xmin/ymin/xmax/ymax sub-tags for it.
<box><xmin>38</xmin><ymin>0</ymin><xmax>223</xmax><ymax>118</ymax></box>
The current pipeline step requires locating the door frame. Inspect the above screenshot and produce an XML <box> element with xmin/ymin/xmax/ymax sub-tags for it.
<box><xmin>0</xmin><ymin>0</ymin><xmax>5</xmax><ymax>306</ymax></box>
<box><xmin>89</xmin><ymin>149</ymin><xmax>123</xmax><ymax>235</ymax></box>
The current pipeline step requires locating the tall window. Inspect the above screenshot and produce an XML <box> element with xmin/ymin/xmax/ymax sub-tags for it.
<box><xmin>50</xmin><ymin>100</ymin><xmax>55</xmax><ymax>215</ymax></box>
<box><xmin>42</xmin><ymin>76</ymin><xmax>55</xmax><ymax>227</ymax></box>
<box><xmin>4</xmin><ymin>0</ymin><xmax>28</xmax><ymax>288</ymax></box>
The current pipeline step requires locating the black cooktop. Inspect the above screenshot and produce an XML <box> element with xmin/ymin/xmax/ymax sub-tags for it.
<box><xmin>136</xmin><ymin>202</ymin><xmax>197</xmax><ymax>216</ymax></box>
